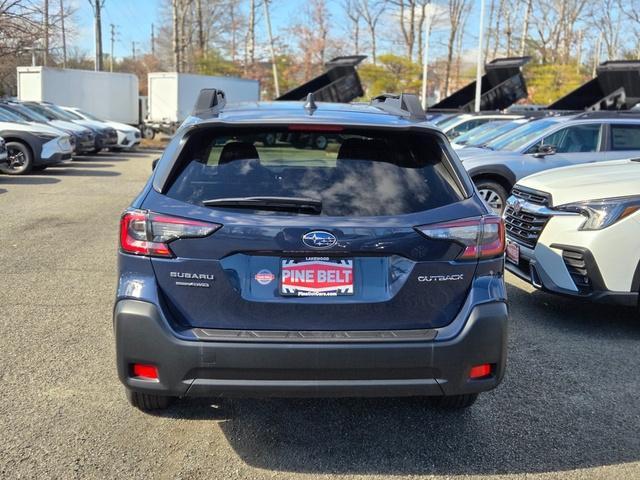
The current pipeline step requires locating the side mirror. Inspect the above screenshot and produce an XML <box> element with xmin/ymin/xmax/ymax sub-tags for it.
<box><xmin>152</xmin><ymin>158</ymin><xmax>159</xmax><ymax>170</ymax></box>
<box><xmin>534</xmin><ymin>144</ymin><xmax>557</xmax><ymax>157</ymax></box>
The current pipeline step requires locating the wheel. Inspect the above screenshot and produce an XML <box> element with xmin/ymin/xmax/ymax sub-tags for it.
<box><xmin>142</xmin><ymin>126</ymin><xmax>155</xmax><ymax>139</ymax></box>
<box><xmin>428</xmin><ymin>393</ymin><xmax>478</xmax><ymax>409</ymax></box>
<box><xmin>314</xmin><ymin>135</ymin><xmax>328</xmax><ymax>150</ymax></box>
<box><xmin>262</xmin><ymin>133</ymin><xmax>276</xmax><ymax>146</ymax></box>
<box><xmin>125</xmin><ymin>389</ymin><xmax>175</xmax><ymax>411</ymax></box>
<box><xmin>0</xmin><ymin>141</ymin><xmax>33</xmax><ymax>175</ymax></box>
<box><xmin>475</xmin><ymin>180</ymin><xmax>508</xmax><ymax>215</ymax></box>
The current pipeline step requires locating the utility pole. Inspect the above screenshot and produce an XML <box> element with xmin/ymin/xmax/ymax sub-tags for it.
<box><xmin>110</xmin><ymin>23</ymin><xmax>115</xmax><ymax>72</ymax></box>
<box><xmin>43</xmin><ymin>0</ymin><xmax>49</xmax><ymax>66</ymax></box>
<box><xmin>263</xmin><ymin>0</ymin><xmax>280</xmax><ymax>97</ymax></box>
<box><xmin>89</xmin><ymin>0</ymin><xmax>105</xmax><ymax>71</ymax></box>
<box><xmin>474</xmin><ymin>0</ymin><xmax>486</xmax><ymax>112</ymax></box>
<box><xmin>60</xmin><ymin>0</ymin><xmax>67</xmax><ymax>68</ymax></box>
<box><xmin>132</xmin><ymin>41</ymin><xmax>137</xmax><ymax>60</ymax></box>
<box><xmin>421</xmin><ymin>2</ymin><xmax>432</xmax><ymax>110</ymax></box>
<box><xmin>151</xmin><ymin>23</ymin><xmax>155</xmax><ymax>56</ymax></box>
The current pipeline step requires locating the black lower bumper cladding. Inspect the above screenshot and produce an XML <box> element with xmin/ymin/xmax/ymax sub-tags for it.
<box><xmin>114</xmin><ymin>299</ymin><xmax>508</xmax><ymax>399</ymax></box>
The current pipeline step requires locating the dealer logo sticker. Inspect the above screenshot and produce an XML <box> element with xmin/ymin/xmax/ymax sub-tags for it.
<box><xmin>254</xmin><ymin>269</ymin><xmax>275</xmax><ymax>285</ymax></box>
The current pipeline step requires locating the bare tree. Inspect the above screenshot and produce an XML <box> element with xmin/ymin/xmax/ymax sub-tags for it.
<box><xmin>343</xmin><ymin>0</ymin><xmax>361</xmax><ymax>55</ymax></box>
<box><xmin>357</xmin><ymin>0</ymin><xmax>387</xmax><ymax>64</ymax></box>
<box><xmin>443</xmin><ymin>0</ymin><xmax>470</xmax><ymax>95</ymax></box>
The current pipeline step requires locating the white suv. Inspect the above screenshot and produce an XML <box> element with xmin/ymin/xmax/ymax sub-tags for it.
<box><xmin>504</xmin><ymin>158</ymin><xmax>640</xmax><ymax>306</ymax></box>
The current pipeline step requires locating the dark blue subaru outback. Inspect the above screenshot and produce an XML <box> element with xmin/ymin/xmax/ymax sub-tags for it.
<box><xmin>114</xmin><ymin>91</ymin><xmax>508</xmax><ymax>411</ymax></box>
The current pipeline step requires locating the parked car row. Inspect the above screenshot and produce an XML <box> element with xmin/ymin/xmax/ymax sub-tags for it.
<box><xmin>433</xmin><ymin>110</ymin><xmax>640</xmax><ymax>214</ymax></box>
<box><xmin>436</xmin><ymin>110</ymin><xmax>640</xmax><ymax>310</ymax></box>
<box><xmin>0</xmin><ymin>100</ymin><xmax>141</xmax><ymax>175</ymax></box>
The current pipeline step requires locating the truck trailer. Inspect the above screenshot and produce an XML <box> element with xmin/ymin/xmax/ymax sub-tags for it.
<box><xmin>16</xmin><ymin>66</ymin><xmax>139</xmax><ymax>125</ymax></box>
<box><xmin>145</xmin><ymin>72</ymin><xmax>260</xmax><ymax>137</ymax></box>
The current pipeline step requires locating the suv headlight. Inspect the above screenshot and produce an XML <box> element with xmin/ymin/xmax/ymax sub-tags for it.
<box><xmin>556</xmin><ymin>196</ymin><xmax>640</xmax><ymax>230</ymax></box>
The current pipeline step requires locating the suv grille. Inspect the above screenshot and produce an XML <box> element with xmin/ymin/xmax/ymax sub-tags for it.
<box><xmin>562</xmin><ymin>249</ymin><xmax>592</xmax><ymax>292</ymax></box>
<box><xmin>504</xmin><ymin>187</ymin><xmax>551</xmax><ymax>248</ymax></box>
<box><xmin>511</xmin><ymin>186</ymin><xmax>550</xmax><ymax>206</ymax></box>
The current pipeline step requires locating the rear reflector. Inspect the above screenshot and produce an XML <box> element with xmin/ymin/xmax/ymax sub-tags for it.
<box><xmin>415</xmin><ymin>215</ymin><xmax>505</xmax><ymax>260</ymax></box>
<box><xmin>469</xmin><ymin>363</ymin><xmax>492</xmax><ymax>379</ymax></box>
<box><xmin>120</xmin><ymin>209</ymin><xmax>221</xmax><ymax>258</ymax></box>
<box><xmin>131</xmin><ymin>363</ymin><xmax>158</xmax><ymax>380</ymax></box>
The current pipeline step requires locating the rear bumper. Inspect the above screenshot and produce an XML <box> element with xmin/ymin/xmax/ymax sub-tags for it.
<box><xmin>114</xmin><ymin>299</ymin><xmax>508</xmax><ymax>399</ymax></box>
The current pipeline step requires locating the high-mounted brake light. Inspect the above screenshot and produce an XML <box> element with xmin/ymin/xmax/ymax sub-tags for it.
<box><xmin>288</xmin><ymin>124</ymin><xmax>344</xmax><ymax>132</ymax></box>
<box><xmin>120</xmin><ymin>209</ymin><xmax>220</xmax><ymax>258</ymax></box>
<box><xmin>416</xmin><ymin>216</ymin><xmax>505</xmax><ymax>260</ymax></box>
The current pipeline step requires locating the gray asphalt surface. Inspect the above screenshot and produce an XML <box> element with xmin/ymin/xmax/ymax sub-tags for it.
<box><xmin>0</xmin><ymin>151</ymin><xmax>639</xmax><ymax>480</ymax></box>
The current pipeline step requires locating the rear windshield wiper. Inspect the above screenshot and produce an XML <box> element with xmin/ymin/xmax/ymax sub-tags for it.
<box><xmin>202</xmin><ymin>196</ymin><xmax>323</xmax><ymax>214</ymax></box>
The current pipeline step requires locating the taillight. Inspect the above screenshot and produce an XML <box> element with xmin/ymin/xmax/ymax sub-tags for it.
<box><xmin>119</xmin><ymin>209</ymin><xmax>220</xmax><ymax>257</ymax></box>
<box><xmin>416</xmin><ymin>216</ymin><xmax>505</xmax><ymax>260</ymax></box>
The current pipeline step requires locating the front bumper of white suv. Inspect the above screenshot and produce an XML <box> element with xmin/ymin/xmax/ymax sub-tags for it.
<box><xmin>504</xmin><ymin>187</ymin><xmax>640</xmax><ymax>306</ymax></box>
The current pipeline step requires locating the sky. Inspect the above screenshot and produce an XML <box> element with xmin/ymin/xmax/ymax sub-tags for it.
<box><xmin>73</xmin><ymin>0</ymin><xmax>484</xmax><ymax>62</ymax></box>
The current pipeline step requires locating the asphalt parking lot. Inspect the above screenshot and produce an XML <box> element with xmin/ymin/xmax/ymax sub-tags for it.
<box><xmin>0</xmin><ymin>150</ymin><xmax>639</xmax><ymax>479</ymax></box>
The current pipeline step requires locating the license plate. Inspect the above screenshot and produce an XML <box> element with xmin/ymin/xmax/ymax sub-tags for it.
<box><xmin>506</xmin><ymin>241</ymin><xmax>520</xmax><ymax>265</ymax></box>
<box><xmin>281</xmin><ymin>257</ymin><xmax>354</xmax><ymax>297</ymax></box>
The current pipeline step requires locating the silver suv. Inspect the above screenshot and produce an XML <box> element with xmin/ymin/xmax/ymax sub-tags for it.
<box><xmin>457</xmin><ymin>112</ymin><xmax>640</xmax><ymax>213</ymax></box>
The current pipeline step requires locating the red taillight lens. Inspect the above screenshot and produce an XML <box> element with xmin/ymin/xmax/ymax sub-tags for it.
<box><xmin>415</xmin><ymin>216</ymin><xmax>505</xmax><ymax>260</ymax></box>
<box><xmin>469</xmin><ymin>363</ymin><xmax>492</xmax><ymax>379</ymax></box>
<box><xmin>131</xmin><ymin>363</ymin><xmax>158</xmax><ymax>380</ymax></box>
<box><xmin>120</xmin><ymin>209</ymin><xmax>220</xmax><ymax>257</ymax></box>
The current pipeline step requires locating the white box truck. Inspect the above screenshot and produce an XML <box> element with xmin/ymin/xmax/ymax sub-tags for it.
<box><xmin>145</xmin><ymin>72</ymin><xmax>260</xmax><ymax>137</ymax></box>
<box><xmin>16</xmin><ymin>66</ymin><xmax>139</xmax><ymax>125</ymax></box>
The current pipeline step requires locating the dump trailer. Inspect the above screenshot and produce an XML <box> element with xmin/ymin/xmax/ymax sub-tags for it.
<box><xmin>546</xmin><ymin>60</ymin><xmax>640</xmax><ymax>111</ymax></box>
<box><xmin>145</xmin><ymin>72</ymin><xmax>260</xmax><ymax>137</ymax></box>
<box><xmin>429</xmin><ymin>57</ymin><xmax>532</xmax><ymax>113</ymax></box>
<box><xmin>277</xmin><ymin>56</ymin><xmax>367</xmax><ymax>103</ymax></box>
<box><xmin>16</xmin><ymin>66</ymin><xmax>139</xmax><ymax>125</ymax></box>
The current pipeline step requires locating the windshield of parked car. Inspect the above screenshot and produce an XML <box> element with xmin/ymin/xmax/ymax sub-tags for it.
<box><xmin>0</xmin><ymin>107</ymin><xmax>26</xmax><ymax>123</ymax></box>
<box><xmin>452</xmin><ymin>121</ymin><xmax>507</xmax><ymax>145</ymax></box>
<box><xmin>484</xmin><ymin>118</ymin><xmax>558</xmax><ymax>151</ymax></box>
<box><xmin>75</xmin><ymin>109</ymin><xmax>102</xmax><ymax>121</ymax></box>
<box><xmin>166</xmin><ymin>127</ymin><xmax>465</xmax><ymax>217</ymax></box>
<box><xmin>47</xmin><ymin>104</ymin><xmax>82</xmax><ymax>121</ymax></box>
<box><xmin>23</xmin><ymin>103</ymin><xmax>59</xmax><ymax>121</ymax></box>
<box><xmin>435</xmin><ymin>115</ymin><xmax>467</xmax><ymax>131</ymax></box>
<box><xmin>5</xmin><ymin>104</ymin><xmax>49</xmax><ymax>123</ymax></box>
<box><xmin>461</xmin><ymin>120</ymin><xmax>529</xmax><ymax>147</ymax></box>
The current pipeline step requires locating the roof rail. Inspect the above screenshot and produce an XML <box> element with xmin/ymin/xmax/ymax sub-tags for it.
<box><xmin>370</xmin><ymin>93</ymin><xmax>426</xmax><ymax>121</ymax></box>
<box><xmin>193</xmin><ymin>88</ymin><xmax>226</xmax><ymax>116</ymax></box>
<box><xmin>574</xmin><ymin>110</ymin><xmax>640</xmax><ymax>119</ymax></box>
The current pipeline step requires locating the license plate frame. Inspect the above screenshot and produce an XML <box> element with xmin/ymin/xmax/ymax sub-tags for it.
<box><xmin>280</xmin><ymin>257</ymin><xmax>354</xmax><ymax>297</ymax></box>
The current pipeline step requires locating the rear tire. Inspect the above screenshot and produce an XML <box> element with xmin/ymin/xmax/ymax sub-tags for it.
<box><xmin>428</xmin><ymin>393</ymin><xmax>478</xmax><ymax>409</ymax></box>
<box><xmin>0</xmin><ymin>141</ymin><xmax>33</xmax><ymax>175</ymax></box>
<box><xmin>125</xmin><ymin>389</ymin><xmax>175</xmax><ymax>411</ymax></box>
<box><xmin>142</xmin><ymin>126</ymin><xmax>155</xmax><ymax>139</ymax></box>
<box><xmin>475</xmin><ymin>179</ymin><xmax>508</xmax><ymax>215</ymax></box>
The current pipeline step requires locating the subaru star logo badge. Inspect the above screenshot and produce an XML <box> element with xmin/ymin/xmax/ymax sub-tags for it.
<box><xmin>302</xmin><ymin>231</ymin><xmax>337</xmax><ymax>249</ymax></box>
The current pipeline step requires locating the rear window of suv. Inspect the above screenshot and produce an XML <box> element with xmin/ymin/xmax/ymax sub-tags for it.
<box><xmin>165</xmin><ymin>127</ymin><xmax>465</xmax><ymax>217</ymax></box>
